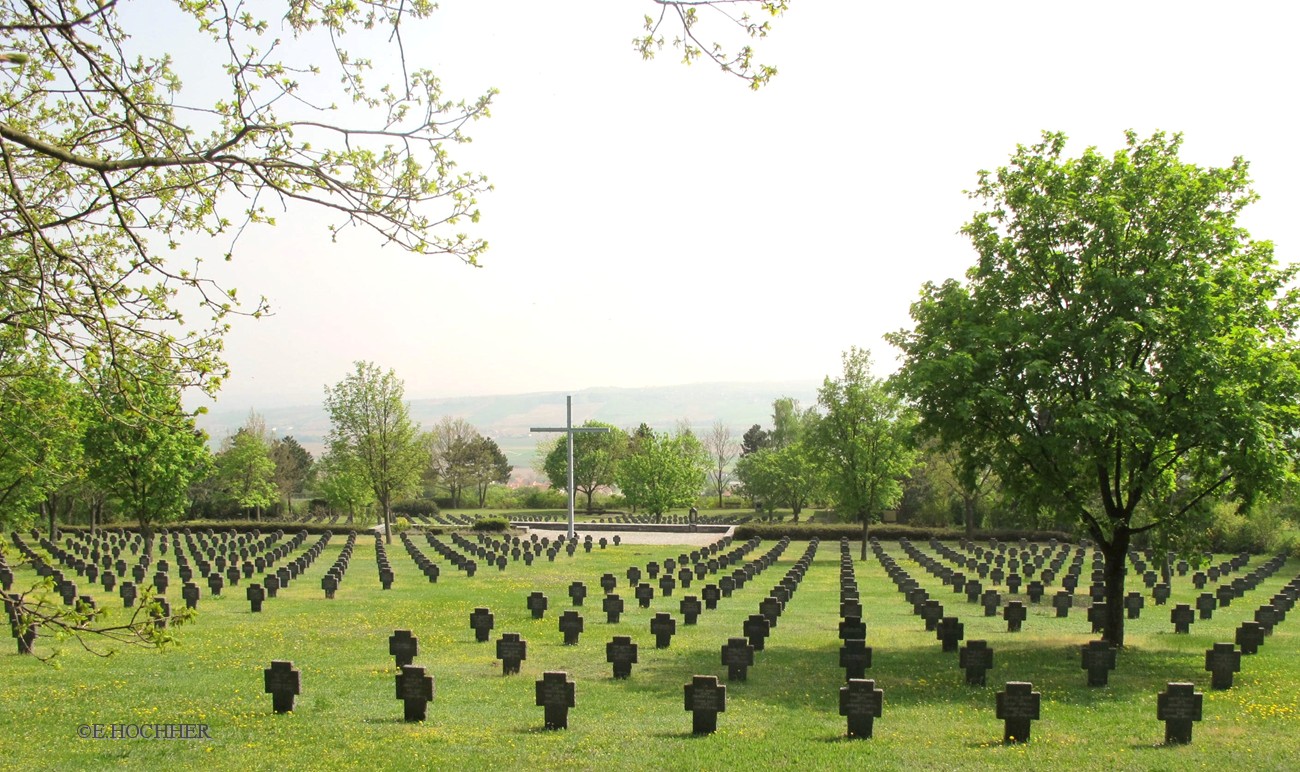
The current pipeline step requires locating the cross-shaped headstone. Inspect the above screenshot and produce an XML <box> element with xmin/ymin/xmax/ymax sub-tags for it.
<box><xmin>606</xmin><ymin>635</ymin><xmax>638</xmax><ymax>679</ymax></box>
<box><xmin>684</xmin><ymin>675</ymin><xmax>726</xmax><ymax>735</ymax></box>
<box><xmin>981</xmin><ymin>590</ymin><xmax>1001</xmax><ymax>617</ymax></box>
<box><xmin>600</xmin><ymin>574</ymin><xmax>617</xmax><ymax>594</ymax></box>
<box><xmin>634</xmin><ymin>583</ymin><xmax>654</xmax><ymax>608</ymax></box>
<box><xmin>395</xmin><ymin>664</ymin><xmax>434</xmax><ymax>722</ymax></box>
<box><xmin>1253</xmin><ymin>605</ymin><xmax>1280</xmax><ymax>636</ymax></box>
<box><xmin>1152</xmin><ymin>583</ymin><xmax>1170</xmax><ymax>605</ymax></box>
<box><xmin>558</xmin><ymin>611</ymin><xmax>584</xmax><ymax>646</ymax></box>
<box><xmin>839</xmin><ymin>638</ymin><xmax>873</xmax><ymax>680</ymax></box>
<box><xmin>263</xmin><ymin>660</ymin><xmax>301</xmax><ymax>714</ymax></box>
<box><xmin>840</xmin><ymin>616</ymin><xmax>868</xmax><ymax>642</ymax></box>
<box><xmin>1170</xmin><ymin>604</ymin><xmax>1195</xmax><ymax>634</ymax></box>
<box><xmin>1052</xmin><ymin>591</ymin><xmax>1072</xmax><ymax>618</ymax></box>
<box><xmin>496</xmin><ymin>632</ymin><xmax>527</xmax><ymax>675</ymax></box>
<box><xmin>936</xmin><ymin>616</ymin><xmax>965</xmax><ymax>652</ymax></box>
<box><xmin>679</xmin><ymin>596</ymin><xmax>703</xmax><ymax>625</ymax></box>
<box><xmin>995</xmin><ymin>681</ymin><xmax>1041</xmax><ymax>743</ymax></box>
<box><xmin>658</xmin><ymin>574</ymin><xmax>676</xmax><ymax>597</ymax></box>
<box><xmin>531</xmin><ymin>396</ymin><xmax>611</xmax><ymax>538</ymax></box>
<box><xmin>535</xmin><ymin>671</ymin><xmax>576</xmax><ymax>730</ymax></box>
<box><xmin>601</xmin><ymin>593</ymin><xmax>624</xmax><ymax>624</ymax></box>
<box><xmin>702</xmin><ymin>584</ymin><xmax>721</xmax><ymax>610</ymax></box>
<box><xmin>470</xmin><ymin>607</ymin><xmax>495</xmax><ymax>642</ymax></box>
<box><xmin>1235</xmin><ymin>621</ymin><xmax>1265</xmax><ymax>655</ymax></box>
<box><xmin>389</xmin><ymin>629</ymin><xmax>418</xmax><ymax>668</ymax></box>
<box><xmin>1124</xmin><ymin>592</ymin><xmax>1145</xmax><ymax>619</ymax></box>
<box><xmin>246</xmin><ymin>583</ymin><xmax>266</xmax><ymax>613</ymax></box>
<box><xmin>759</xmin><ymin>596</ymin><xmax>783</xmax><ymax>627</ymax></box>
<box><xmin>920</xmin><ymin>600</ymin><xmax>944</xmax><ymax>631</ymax></box>
<box><xmin>1204</xmin><ymin>642</ymin><xmax>1241</xmax><ymax>690</ymax></box>
<box><xmin>1080</xmin><ymin>640</ymin><xmax>1117</xmax><ymax>686</ymax></box>
<box><xmin>1195</xmin><ymin>593</ymin><xmax>1217</xmax><ymax>620</ymax></box>
<box><xmin>568</xmin><ymin>582</ymin><xmax>587</xmax><ymax>607</ymax></box>
<box><xmin>839</xmin><ymin>678</ymin><xmax>884</xmax><ymax>739</ymax></box>
<box><xmin>1003</xmin><ymin>601</ymin><xmax>1027</xmax><ymax>632</ymax></box>
<box><xmin>527</xmin><ymin>591</ymin><xmax>548</xmax><ymax>619</ymax></box>
<box><xmin>1215</xmin><ymin>584</ymin><xmax>1234</xmax><ymax>608</ymax></box>
<box><xmin>650</xmin><ymin>612</ymin><xmax>677</xmax><ymax>649</ymax></box>
<box><xmin>959</xmin><ymin>640</ymin><xmax>993</xmax><ymax>686</ymax></box>
<box><xmin>1087</xmin><ymin>601</ymin><xmax>1108</xmax><ymax>634</ymax></box>
<box><xmin>181</xmin><ymin>582</ymin><xmax>200</xmax><ymax>610</ymax></box>
<box><xmin>743</xmin><ymin>614</ymin><xmax>770</xmax><ymax>651</ymax></box>
<box><xmin>1156</xmin><ymin>682</ymin><xmax>1203</xmax><ymax>745</ymax></box>
<box><xmin>721</xmin><ymin>637</ymin><xmax>755</xmax><ymax>681</ymax></box>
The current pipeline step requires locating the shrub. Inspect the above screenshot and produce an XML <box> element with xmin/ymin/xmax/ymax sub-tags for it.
<box><xmin>733</xmin><ymin>523</ymin><xmax>1077</xmax><ymax>543</ymax></box>
<box><xmin>518</xmin><ymin>486</ymin><xmax>567</xmax><ymax>510</ymax></box>
<box><xmin>393</xmin><ymin>517</ymin><xmax>411</xmax><ymax>532</ymax></box>
<box><xmin>392</xmin><ymin>500</ymin><xmax>439</xmax><ymax>517</ymax></box>
<box><xmin>472</xmin><ymin>517</ymin><xmax>510</xmax><ymax>532</ymax></box>
<box><xmin>1206</xmin><ymin>500</ymin><xmax>1297</xmax><ymax>555</ymax></box>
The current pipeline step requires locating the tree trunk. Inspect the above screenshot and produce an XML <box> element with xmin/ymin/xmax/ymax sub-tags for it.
<box><xmin>860</xmin><ymin>511</ymin><xmax>869</xmax><ymax>561</ymax></box>
<box><xmin>585</xmin><ymin>488</ymin><xmax>594</xmax><ymax>514</ymax></box>
<box><xmin>44</xmin><ymin>499</ymin><xmax>55</xmax><ymax>539</ymax></box>
<box><xmin>1099</xmin><ymin>525</ymin><xmax>1131</xmax><ymax>647</ymax></box>
<box><xmin>964</xmin><ymin>496</ymin><xmax>976</xmax><ymax>538</ymax></box>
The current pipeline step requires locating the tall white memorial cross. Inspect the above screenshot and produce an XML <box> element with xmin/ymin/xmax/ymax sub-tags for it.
<box><xmin>530</xmin><ymin>396</ymin><xmax>610</xmax><ymax>538</ymax></box>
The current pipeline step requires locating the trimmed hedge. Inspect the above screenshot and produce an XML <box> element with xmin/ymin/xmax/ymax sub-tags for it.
<box><xmin>733</xmin><ymin>523</ymin><xmax>1079</xmax><ymax>543</ymax></box>
<box><xmin>48</xmin><ymin>520</ymin><xmax>444</xmax><ymax>538</ymax></box>
<box><xmin>471</xmin><ymin>517</ymin><xmax>510</xmax><ymax>532</ymax></box>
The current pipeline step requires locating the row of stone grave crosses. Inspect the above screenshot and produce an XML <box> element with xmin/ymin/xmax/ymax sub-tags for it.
<box><xmin>2</xmin><ymin>522</ymin><xmax>722</xmax><ymax>655</ymax></box>
<box><xmin>4</xmin><ymin>527</ymin><xmax>352</xmax><ymax>651</ymax></box>
<box><xmin>7</xmin><ymin>525</ymin><xmax>1296</xmax><ymax>743</ymax></box>
<box><xmin>285</xmin><ymin>509</ymin><xmax>754</xmax><ymax>528</ymax></box>
<box><xmin>263</xmin><ymin>535</ymin><xmax>819</xmax><ymax>734</ymax></box>
<box><xmin>867</xmin><ymin>536</ymin><xmax>1297</xmax><ymax>743</ymax></box>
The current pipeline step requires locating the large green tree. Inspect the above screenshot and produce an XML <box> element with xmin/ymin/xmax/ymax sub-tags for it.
<box><xmin>542</xmin><ymin>421</ymin><xmax>628</xmax><ymax>513</ymax></box>
<box><xmin>270</xmin><ymin>436</ymin><xmax>314</xmax><ymax>516</ymax></box>
<box><xmin>316</xmin><ymin>449</ymin><xmax>375</xmax><ymax>523</ymax></box>
<box><xmin>0</xmin><ymin>339</ymin><xmax>84</xmax><ymax>531</ymax></box>
<box><xmin>213</xmin><ymin>428</ymin><xmax>277</xmax><ymax>520</ymax></box>
<box><xmin>812</xmin><ymin>347</ymin><xmax>917</xmax><ymax>558</ymax></box>
<box><xmin>324</xmin><ymin>362</ymin><xmax>425</xmax><ymax>543</ymax></box>
<box><xmin>615</xmin><ymin>428</ymin><xmax>709</xmax><ymax>517</ymax></box>
<box><xmin>469</xmin><ymin>436</ymin><xmax>512</xmax><ymax>508</ymax></box>
<box><xmin>735</xmin><ymin>442</ymin><xmax>823</xmax><ymax>517</ymax></box>
<box><xmin>889</xmin><ymin>131</ymin><xmax>1300</xmax><ymax>646</ymax></box>
<box><xmin>82</xmin><ymin>355</ymin><xmax>210</xmax><ymax>536</ymax></box>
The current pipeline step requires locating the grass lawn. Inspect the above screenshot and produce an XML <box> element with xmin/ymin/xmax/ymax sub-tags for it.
<box><xmin>3</xmin><ymin>530</ymin><xmax>1297</xmax><ymax>771</ymax></box>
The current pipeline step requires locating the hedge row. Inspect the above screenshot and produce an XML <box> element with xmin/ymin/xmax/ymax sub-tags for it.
<box><xmin>49</xmin><ymin>520</ymin><xmax>443</xmax><ymax>538</ymax></box>
<box><xmin>732</xmin><ymin>523</ymin><xmax>1079</xmax><ymax>543</ymax></box>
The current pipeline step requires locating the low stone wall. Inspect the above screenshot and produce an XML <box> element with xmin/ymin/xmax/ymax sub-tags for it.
<box><xmin>514</xmin><ymin>521</ymin><xmax>731</xmax><ymax>535</ymax></box>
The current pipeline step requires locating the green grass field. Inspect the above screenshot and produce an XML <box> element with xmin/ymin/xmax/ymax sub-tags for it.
<box><xmin>3</xmin><ymin>531</ymin><xmax>1297</xmax><ymax>771</ymax></box>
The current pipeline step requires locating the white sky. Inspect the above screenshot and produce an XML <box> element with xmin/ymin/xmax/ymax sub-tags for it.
<box><xmin>189</xmin><ymin>1</ymin><xmax>1300</xmax><ymax>411</ymax></box>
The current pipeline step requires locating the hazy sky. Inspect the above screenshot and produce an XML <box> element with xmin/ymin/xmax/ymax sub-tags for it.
<box><xmin>190</xmin><ymin>1</ymin><xmax>1300</xmax><ymax>412</ymax></box>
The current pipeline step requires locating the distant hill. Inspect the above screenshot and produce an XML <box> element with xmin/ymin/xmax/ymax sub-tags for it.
<box><xmin>196</xmin><ymin>380</ymin><xmax>821</xmax><ymax>483</ymax></box>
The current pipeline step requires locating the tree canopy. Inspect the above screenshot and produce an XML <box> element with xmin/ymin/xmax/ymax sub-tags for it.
<box><xmin>615</xmin><ymin>427</ymin><xmax>709</xmax><ymax>516</ymax></box>
<box><xmin>889</xmin><ymin>131</ymin><xmax>1300</xmax><ymax>645</ymax></box>
<box><xmin>324</xmin><ymin>362</ymin><xmax>424</xmax><ymax>542</ymax></box>
<box><xmin>812</xmin><ymin>347</ymin><xmax>917</xmax><ymax>558</ymax></box>
<box><xmin>541</xmin><ymin>421</ymin><xmax>627</xmax><ymax>513</ymax></box>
